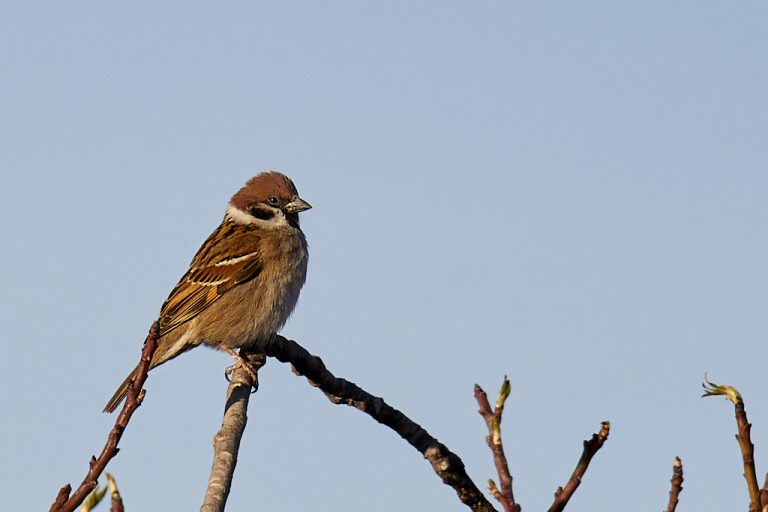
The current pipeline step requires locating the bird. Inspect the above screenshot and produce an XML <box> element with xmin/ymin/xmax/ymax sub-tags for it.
<box><xmin>103</xmin><ymin>171</ymin><xmax>311</xmax><ymax>413</ymax></box>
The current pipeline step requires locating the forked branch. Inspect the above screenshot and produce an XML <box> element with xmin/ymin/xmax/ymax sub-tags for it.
<box><xmin>474</xmin><ymin>377</ymin><xmax>519</xmax><ymax>512</ymax></box>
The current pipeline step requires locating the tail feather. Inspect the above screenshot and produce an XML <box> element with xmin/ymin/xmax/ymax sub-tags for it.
<box><xmin>103</xmin><ymin>365</ymin><xmax>140</xmax><ymax>413</ymax></box>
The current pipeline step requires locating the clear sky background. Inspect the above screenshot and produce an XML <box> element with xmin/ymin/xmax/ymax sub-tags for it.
<box><xmin>2</xmin><ymin>2</ymin><xmax>767</xmax><ymax>511</ymax></box>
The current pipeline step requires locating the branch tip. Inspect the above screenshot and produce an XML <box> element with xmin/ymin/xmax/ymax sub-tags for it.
<box><xmin>476</xmin><ymin>376</ymin><xmax>518</xmax><ymax>512</ymax></box>
<box><xmin>80</xmin><ymin>483</ymin><xmax>108</xmax><ymax>512</ymax></box>
<box><xmin>49</xmin><ymin>320</ymin><xmax>160</xmax><ymax>512</ymax></box>
<box><xmin>547</xmin><ymin>420</ymin><xmax>610</xmax><ymax>512</ymax></box>
<box><xmin>665</xmin><ymin>456</ymin><xmax>684</xmax><ymax>512</ymax></box>
<box><xmin>495</xmin><ymin>377</ymin><xmax>511</xmax><ymax>411</ymax></box>
<box><xmin>703</xmin><ymin>377</ymin><xmax>759</xmax><ymax>511</ymax></box>
<box><xmin>701</xmin><ymin>375</ymin><xmax>742</xmax><ymax>404</ymax></box>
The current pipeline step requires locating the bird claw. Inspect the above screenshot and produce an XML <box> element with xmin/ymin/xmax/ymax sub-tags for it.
<box><xmin>223</xmin><ymin>347</ymin><xmax>260</xmax><ymax>387</ymax></box>
<box><xmin>224</xmin><ymin>364</ymin><xmax>236</xmax><ymax>382</ymax></box>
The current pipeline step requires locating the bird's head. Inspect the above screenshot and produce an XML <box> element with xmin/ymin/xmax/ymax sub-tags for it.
<box><xmin>228</xmin><ymin>171</ymin><xmax>311</xmax><ymax>228</ymax></box>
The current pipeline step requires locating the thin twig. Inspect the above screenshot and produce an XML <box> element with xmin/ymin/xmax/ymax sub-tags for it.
<box><xmin>106</xmin><ymin>473</ymin><xmax>124</xmax><ymax>512</ymax></box>
<box><xmin>760</xmin><ymin>473</ymin><xmax>768</xmax><ymax>512</ymax></box>
<box><xmin>49</xmin><ymin>485</ymin><xmax>71</xmax><ymax>512</ymax></box>
<box><xmin>703</xmin><ymin>377</ymin><xmax>761</xmax><ymax>512</ymax></box>
<box><xmin>264</xmin><ymin>335</ymin><xmax>497</xmax><ymax>512</ymax></box>
<box><xmin>474</xmin><ymin>377</ymin><xmax>519</xmax><ymax>512</ymax></box>
<box><xmin>200</xmin><ymin>347</ymin><xmax>265</xmax><ymax>512</ymax></box>
<box><xmin>547</xmin><ymin>421</ymin><xmax>610</xmax><ymax>512</ymax></box>
<box><xmin>49</xmin><ymin>321</ymin><xmax>160</xmax><ymax>512</ymax></box>
<box><xmin>665</xmin><ymin>457</ymin><xmax>683</xmax><ymax>512</ymax></box>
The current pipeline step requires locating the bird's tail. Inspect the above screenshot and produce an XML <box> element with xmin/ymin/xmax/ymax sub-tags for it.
<box><xmin>103</xmin><ymin>364</ymin><xmax>141</xmax><ymax>413</ymax></box>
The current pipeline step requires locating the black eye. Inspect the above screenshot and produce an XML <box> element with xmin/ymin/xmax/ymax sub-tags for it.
<box><xmin>268</xmin><ymin>196</ymin><xmax>279</xmax><ymax>205</ymax></box>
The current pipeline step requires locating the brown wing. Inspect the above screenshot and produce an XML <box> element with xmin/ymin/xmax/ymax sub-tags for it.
<box><xmin>158</xmin><ymin>220</ymin><xmax>263</xmax><ymax>337</ymax></box>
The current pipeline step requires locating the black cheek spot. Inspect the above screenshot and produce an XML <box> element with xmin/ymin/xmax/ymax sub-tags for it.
<box><xmin>250</xmin><ymin>206</ymin><xmax>276</xmax><ymax>221</ymax></box>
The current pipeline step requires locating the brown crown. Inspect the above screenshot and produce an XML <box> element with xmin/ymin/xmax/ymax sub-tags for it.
<box><xmin>230</xmin><ymin>171</ymin><xmax>299</xmax><ymax>210</ymax></box>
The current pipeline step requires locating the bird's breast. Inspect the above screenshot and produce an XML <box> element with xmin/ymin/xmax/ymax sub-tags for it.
<box><xmin>255</xmin><ymin>229</ymin><xmax>308</xmax><ymax>333</ymax></box>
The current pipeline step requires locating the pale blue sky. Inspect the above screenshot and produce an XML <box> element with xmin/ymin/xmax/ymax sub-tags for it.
<box><xmin>2</xmin><ymin>2</ymin><xmax>767</xmax><ymax>511</ymax></box>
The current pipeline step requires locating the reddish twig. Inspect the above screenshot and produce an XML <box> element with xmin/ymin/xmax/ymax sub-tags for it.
<box><xmin>200</xmin><ymin>348</ymin><xmax>266</xmax><ymax>512</ymax></box>
<box><xmin>703</xmin><ymin>377</ymin><xmax>761</xmax><ymax>512</ymax></box>
<box><xmin>547</xmin><ymin>421</ymin><xmax>610</xmax><ymax>512</ymax></box>
<box><xmin>48</xmin><ymin>485</ymin><xmax>71</xmax><ymax>512</ymax></box>
<box><xmin>474</xmin><ymin>377</ymin><xmax>519</xmax><ymax>512</ymax></box>
<box><xmin>760</xmin><ymin>473</ymin><xmax>768</xmax><ymax>511</ymax></box>
<box><xmin>665</xmin><ymin>457</ymin><xmax>684</xmax><ymax>512</ymax></box>
<box><xmin>264</xmin><ymin>335</ymin><xmax>496</xmax><ymax>512</ymax></box>
<box><xmin>49</xmin><ymin>321</ymin><xmax>160</xmax><ymax>512</ymax></box>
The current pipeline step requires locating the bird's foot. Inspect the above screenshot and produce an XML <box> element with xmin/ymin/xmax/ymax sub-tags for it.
<box><xmin>223</xmin><ymin>347</ymin><xmax>260</xmax><ymax>392</ymax></box>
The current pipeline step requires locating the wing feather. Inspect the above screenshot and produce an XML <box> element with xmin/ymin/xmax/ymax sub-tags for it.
<box><xmin>158</xmin><ymin>221</ymin><xmax>263</xmax><ymax>336</ymax></box>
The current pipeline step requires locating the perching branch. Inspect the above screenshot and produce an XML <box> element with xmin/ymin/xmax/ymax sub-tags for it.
<box><xmin>49</xmin><ymin>321</ymin><xmax>160</xmax><ymax>512</ymax></box>
<box><xmin>264</xmin><ymin>334</ymin><xmax>496</xmax><ymax>512</ymax></box>
<box><xmin>664</xmin><ymin>457</ymin><xmax>683</xmax><ymax>512</ymax></box>
<box><xmin>52</xmin><ymin>328</ymin><xmax>612</xmax><ymax>512</ymax></box>
<box><xmin>703</xmin><ymin>377</ymin><xmax>761</xmax><ymax>512</ymax></box>
<box><xmin>200</xmin><ymin>348</ymin><xmax>266</xmax><ymax>512</ymax></box>
<box><xmin>474</xmin><ymin>377</ymin><xmax>519</xmax><ymax>512</ymax></box>
<box><xmin>547</xmin><ymin>421</ymin><xmax>610</xmax><ymax>512</ymax></box>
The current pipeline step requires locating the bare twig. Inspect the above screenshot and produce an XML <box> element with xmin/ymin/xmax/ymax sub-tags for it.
<box><xmin>703</xmin><ymin>377</ymin><xmax>761</xmax><ymax>512</ymax></box>
<box><xmin>49</xmin><ymin>485</ymin><xmax>71</xmax><ymax>512</ymax></box>
<box><xmin>200</xmin><ymin>347</ymin><xmax>266</xmax><ymax>512</ymax></box>
<box><xmin>264</xmin><ymin>335</ymin><xmax>496</xmax><ymax>512</ymax></box>
<box><xmin>106</xmin><ymin>473</ymin><xmax>124</xmax><ymax>512</ymax></box>
<box><xmin>475</xmin><ymin>377</ymin><xmax>519</xmax><ymax>512</ymax></box>
<box><xmin>49</xmin><ymin>321</ymin><xmax>160</xmax><ymax>512</ymax></box>
<box><xmin>547</xmin><ymin>421</ymin><xmax>610</xmax><ymax>512</ymax></box>
<box><xmin>665</xmin><ymin>457</ymin><xmax>683</xmax><ymax>512</ymax></box>
<box><xmin>760</xmin><ymin>473</ymin><xmax>768</xmax><ymax>512</ymax></box>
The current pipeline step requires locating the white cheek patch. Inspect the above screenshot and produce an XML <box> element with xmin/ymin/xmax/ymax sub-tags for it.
<box><xmin>225</xmin><ymin>204</ymin><xmax>290</xmax><ymax>229</ymax></box>
<box><xmin>226</xmin><ymin>205</ymin><xmax>258</xmax><ymax>224</ymax></box>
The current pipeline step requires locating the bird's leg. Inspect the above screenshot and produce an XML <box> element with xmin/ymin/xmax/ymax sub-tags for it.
<box><xmin>223</xmin><ymin>346</ymin><xmax>260</xmax><ymax>391</ymax></box>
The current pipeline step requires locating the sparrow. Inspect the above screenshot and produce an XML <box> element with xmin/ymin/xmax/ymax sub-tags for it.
<box><xmin>104</xmin><ymin>171</ymin><xmax>311</xmax><ymax>413</ymax></box>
